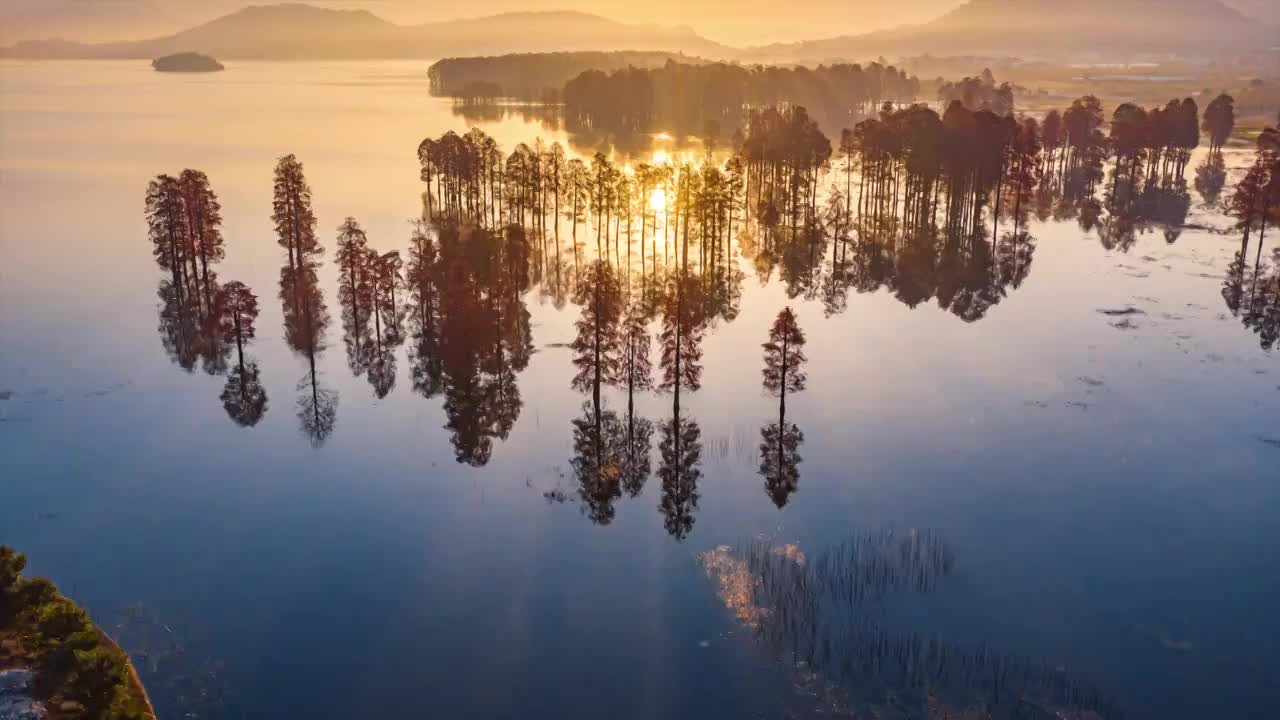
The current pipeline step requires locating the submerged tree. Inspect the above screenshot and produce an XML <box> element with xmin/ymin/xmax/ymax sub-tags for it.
<box><xmin>335</xmin><ymin>217</ymin><xmax>374</xmax><ymax>374</ymax></box>
<box><xmin>1203</xmin><ymin>93</ymin><xmax>1235</xmax><ymax>155</ymax></box>
<box><xmin>431</xmin><ymin>224</ymin><xmax>533</xmax><ymax>466</ymax></box>
<box><xmin>570</xmin><ymin>261</ymin><xmax>623</xmax><ymax>410</ymax></box>
<box><xmin>617</xmin><ymin>303</ymin><xmax>655</xmax><ymax>498</ymax></box>
<box><xmin>567</xmin><ymin>261</ymin><xmax>627</xmax><ymax>522</ymax></box>
<box><xmin>406</xmin><ymin>221</ymin><xmax>445</xmax><ymax>399</ymax></box>
<box><xmin>146</xmin><ymin>174</ymin><xmax>188</xmax><ymax>287</ymax></box>
<box><xmin>280</xmin><ymin>252</ymin><xmax>336</xmax><ymax>447</ymax></box>
<box><xmin>272</xmin><ymin>154</ymin><xmax>321</xmax><ymax>272</ymax></box>
<box><xmin>759</xmin><ymin>307</ymin><xmax>807</xmax><ymax>508</ymax></box>
<box><xmin>214</xmin><ymin>281</ymin><xmax>268</xmax><ymax>426</ymax></box>
<box><xmin>657</xmin><ymin>272</ymin><xmax>705</xmax><ymax>539</ymax></box>
<box><xmin>178</xmin><ymin>169</ymin><xmax>225</xmax><ymax>314</ymax></box>
<box><xmin>570</xmin><ymin>402</ymin><xmax>625</xmax><ymax>525</ymax></box>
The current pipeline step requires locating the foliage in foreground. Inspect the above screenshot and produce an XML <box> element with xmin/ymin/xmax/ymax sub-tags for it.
<box><xmin>0</xmin><ymin>546</ymin><xmax>153</xmax><ymax>720</ymax></box>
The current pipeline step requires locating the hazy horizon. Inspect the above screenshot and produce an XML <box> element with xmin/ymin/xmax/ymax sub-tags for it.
<box><xmin>0</xmin><ymin>0</ymin><xmax>1042</xmax><ymax>47</ymax></box>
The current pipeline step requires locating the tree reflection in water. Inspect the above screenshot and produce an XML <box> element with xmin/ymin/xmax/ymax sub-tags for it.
<box><xmin>701</xmin><ymin>534</ymin><xmax>1123</xmax><ymax>719</ymax></box>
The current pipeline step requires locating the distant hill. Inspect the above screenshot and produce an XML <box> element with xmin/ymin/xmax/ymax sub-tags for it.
<box><xmin>153</xmin><ymin>52</ymin><xmax>225</xmax><ymax>73</ymax></box>
<box><xmin>0</xmin><ymin>3</ymin><xmax>734</xmax><ymax>61</ymax></box>
<box><xmin>750</xmin><ymin>0</ymin><xmax>1279</xmax><ymax>62</ymax></box>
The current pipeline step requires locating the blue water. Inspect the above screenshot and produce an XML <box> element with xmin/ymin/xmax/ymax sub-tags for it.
<box><xmin>1</xmin><ymin>61</ymin><xmax>1277</xmax><ymax>719</ymax></box>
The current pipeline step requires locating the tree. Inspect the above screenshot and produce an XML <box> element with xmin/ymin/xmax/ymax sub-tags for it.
<box><xmin>221</xmin><ymin>361</ymin><xmax>268</xmax><ymax>428</ymax></box>
<box><xmin>280</xmin><ymin>253</ymin><xmax>336</xmax><ymax>447</ymax></box>
<box><xmin>570</xmin><ymin>261</ymin><xmax>623</xmax><ymax>412</ymax></box>
<box><xmin>571</xmin><ymin>402</ymin><xmax>625</xmax><ymax>524</ymax></box>
<box><xmin>762</xmin><ymin>307</ymin><xmax>807</xmax><ymax>402</ymax></box>
<box><xmin>213</xmin><ymin>281</ymin><xmax>268</xmax><ymax>427</ymax></box>
<box><xmin>658</xmin><ymin>411</ymin><xmax>702</xmax><ymax>540</ymax></box>
<box><xmin>566</xmin><ymin>158</ymin><xmax>590</xmax><ymax>248</ymax></box>
<box><xmin>1203</xmin><ymin>93</ymin><xmax>1235</xmax><ymax>155</ymax></box>
<box><xmin>406</xmin><ymin>221</ymin><xmax>444</xmax><ymax>399</ymax></box>
<box><xmin>145</xmin><ymin>174</ymin><xmax>189</xmax><ymax>300</ymax></box>
<box><xmin>759</xmin><ymin>422</ymin><xmax>803</xmax><ymax>508</ymax></box>
<box><xmin>657</xmin><ymin>272</ymin><xmax>705</xmax><ymax>540</ymax></box>
<box><xmin>272</xmin><ymin>154</ymin><xmax>320</xmax><ymax>272</ymax></box>
<box><xmin>213</xmin><ymin>282</ymin><xmax>259</xmax><ymax>367</ymax></box>
<box><xmin>178</xmin><ymin>169</ymin><xmax>225</xmax><ymax>313</ymax></box>
<box><xmin>335</xmin><ymin>218</ymin><xmax>374</xmax><ymax>373</ymax></box>
<box><xmin>617</xmin><ymin>303</ymin><xmax>655</xmax><ymax>498</ymax></box>
<box><xmin>760</xmin><ymin>307</ymin><xmax>807</xmax><ymax>508</ymax></box>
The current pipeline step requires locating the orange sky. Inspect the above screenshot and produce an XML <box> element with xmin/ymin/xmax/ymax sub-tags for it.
<box><xmin>1</xmin><ymin>0</ymin><xmax>963</xmax><ymax>46</ymax></box>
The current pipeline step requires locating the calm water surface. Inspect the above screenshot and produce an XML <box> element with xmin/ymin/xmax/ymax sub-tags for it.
<box><xmin>1</xmin><ymin>61</ymin><xmax>1277</xmax><ymax>719</ymax></box>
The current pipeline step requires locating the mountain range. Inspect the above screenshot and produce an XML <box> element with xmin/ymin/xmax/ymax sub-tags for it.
<box><xmin>1</xmin><ymin>0</ymin><xmax>1274</xmax><ymax>62</ymax></box>
<box><xmin>0</xmin><ymin>4</ymin><xmax>733</xmax><ymax>60</ymax></box>
<box><xmin>751</xmin><ymin>0</ymin><xmax>1277</xmax><ymax>62</ymax></box>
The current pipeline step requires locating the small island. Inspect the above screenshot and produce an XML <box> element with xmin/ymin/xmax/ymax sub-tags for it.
<box><xmin>151</xmin><ymin>52</ymin><xmax>224</xmax><ymax>73</ymax></box>
<box><xmin>1</xmin><ymin>546</ymin><xmax>155</xmax><ymax>720</ymax></box>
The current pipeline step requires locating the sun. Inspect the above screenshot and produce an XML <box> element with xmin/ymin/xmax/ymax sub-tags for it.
<box><xmin>649</xmin><ymin>188</ymin><xmax>667</xmax><ymax>212</ymax></box>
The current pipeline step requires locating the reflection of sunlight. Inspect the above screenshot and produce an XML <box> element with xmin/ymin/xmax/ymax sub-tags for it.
<box><xmin>649</xmin><ymin>188</ymin><xmax>667</xmax><ymax>212</ymax></box>
<box><xmin>651</xmin><ymin>149</ymin><xmax>670</xmax><ymax>165</ymax></box>
<box><xmin>656</xmin><ymin>132</ymin><xmax>672</xmax><ymax>141</ymax></box>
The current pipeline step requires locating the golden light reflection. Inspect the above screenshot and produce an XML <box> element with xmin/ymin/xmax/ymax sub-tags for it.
<box><xmin>651</xmin><ymin>149</ymin><xmax>670</xmax><ymax>165</ymax></box>
<box><xmin>649</xmin><ymin>188</ymin><xmax>667</xmax><ymax>212</ymax></box>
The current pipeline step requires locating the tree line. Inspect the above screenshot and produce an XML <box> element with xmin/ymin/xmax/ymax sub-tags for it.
<box><xmin>563</xmin><ymin>60</ymin><xmax>920</xmax><ymax>139</ymax></box>
<box><xmin>427</xmin><ymin>51</ymin><xmax>697</xmax><ymax>101</ymax></box>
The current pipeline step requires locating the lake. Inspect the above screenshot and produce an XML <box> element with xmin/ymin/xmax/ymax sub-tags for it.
<box><xmin>1</xmin><ymin>60</ymin><xmax>1277</xmax><ymax>719</ymax></box>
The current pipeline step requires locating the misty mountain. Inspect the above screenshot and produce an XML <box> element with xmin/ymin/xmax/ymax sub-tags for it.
<box><xmin>751</xmin><ymin>0</ymin><xmax>1279</xmax><ymax>62</ymax></box>
<box><xmin>0</xmin><ymin>3</ymin><xmax>734</xmax><ymax>61</ymax></box>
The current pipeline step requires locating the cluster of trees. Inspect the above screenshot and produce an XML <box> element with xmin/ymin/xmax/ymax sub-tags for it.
<box><xmin>402</xmin><ymin>221</ymin><xmax>533</xmax><ymax>466</ymax></box>
<box><xmin>937</xmin><ymin>69</ymin><xmax>1015</xmax><ymax>117</ymax></box>
<box><xmin>1107</xmin><ymin>97</ymin><xmax>1201</xmax><ymax>198</ymax></box>
<box><xmin>417</xmin><ymin>127</ymin><xmax>749</xmax><ymax>294</ymax></box>
<box><xmin>146</xmin><ymin>86</ymin><xmax>1267</xmax><ymax>458</ymax></box>
<box><xmin>838</xmin><ymin>102</ymin><xmax>1038</xmax><ymax>242</ymax></box>
<box><xmin>557</xmin><ymin>256</ymin><xmax>819</xmax><ymax>531</ymax></box>
<box><xmin>1</xmin><ymin>546</ymin><xmax>154</xmax><ymax>720</ymax></box>
<box><xmin>427</xmin><ymin>51</ymin><xmax>694</xmax><ymax>101</ymax></box>
<box><xmin>146</xmin><ymin>154</ymin><xmax>337</xmax><ymax>443</ymax></box>
<box><xmin>736</xmin><ymin>106</ymin><xmax>832</xmax><ymax>234</ymax></box>
<box><xmin>144</xmin><ymin>169</ymin><xmax>224</xmax><ymax>317</ymax></box>
<box><xmin>145</xmin><ymin>169</ymin><xmax>268</xmax><ymax>427</ymax></box>
<box><xmin>557</xmin><ymin>262</ymin><xmax>705</xmax><ymax>535</ymax></box>
<box><xmin>336</xmin><ymin>219</ymin><xmax>405</xmax><ymax>398</ymax></box>
<box><xmin>563</xmin><ymin>61</ymin><xmax>920</xmax><ymax>139</ymax></box>
<box><xmin>1223</xmin><ymin>119</ymin><xmax>1280</xmax><ymax>350</ymax></box>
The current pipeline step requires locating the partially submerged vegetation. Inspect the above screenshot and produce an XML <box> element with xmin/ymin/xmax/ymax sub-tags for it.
<box><xmin>0</xmin><ymin>546</ymin><xmax>154</xmax><ymax>720</ymax></box>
